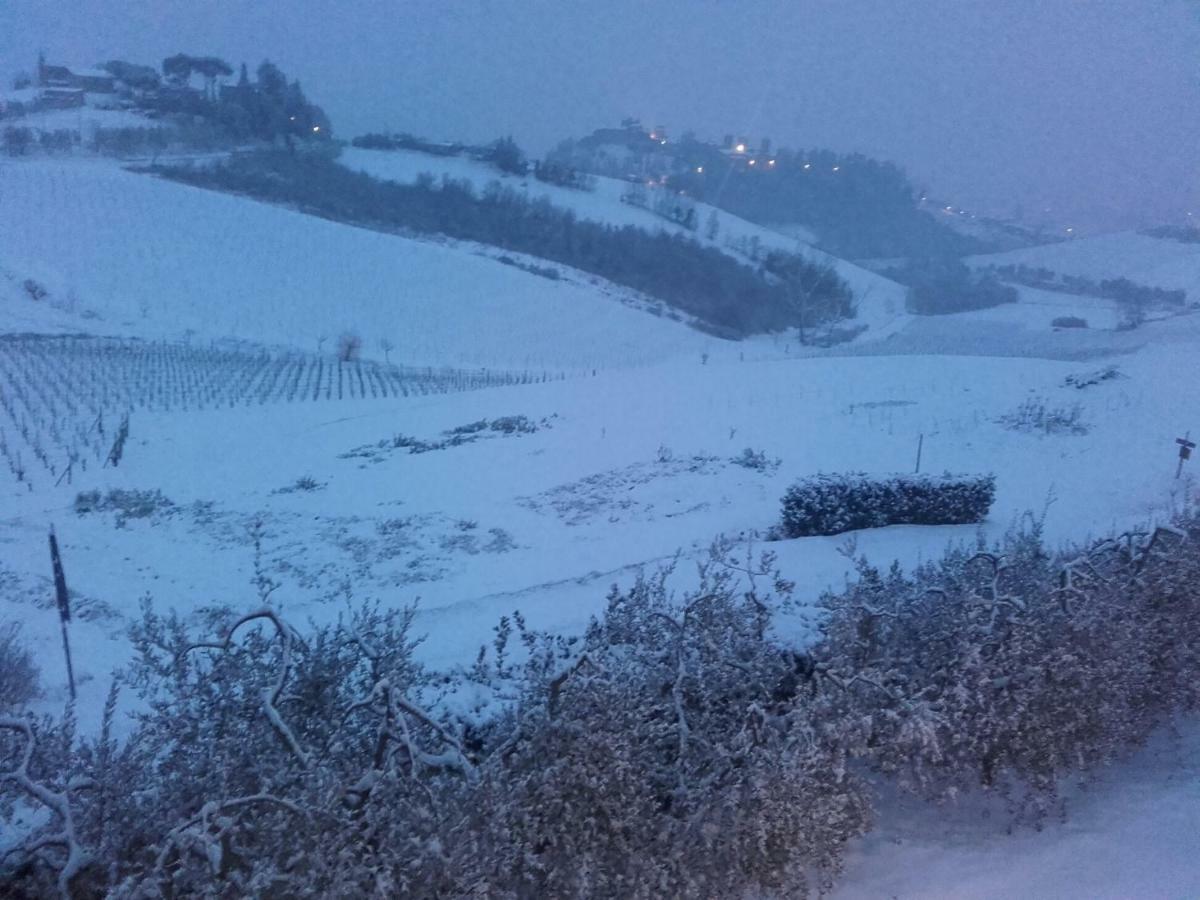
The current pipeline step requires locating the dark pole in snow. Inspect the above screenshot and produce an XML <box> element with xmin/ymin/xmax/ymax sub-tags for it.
<box><xmin>1177</xmin><ymin>432</ymin><xmax>1195</xmax><ymax>480</ymax></box>
<box><xmin>49</xmin><ymin>526</ymin><xmax>76</xmax><ymax>701</ymax></box>
<box><xmin>915</xmin><ymin>433</ymin><xmax>924</xmax><ymax>474</ymax></box>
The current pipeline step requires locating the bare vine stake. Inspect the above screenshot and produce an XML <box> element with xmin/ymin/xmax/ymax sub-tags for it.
<box><xmin>914</xmin><ymin>433</ymin><xmax>924</xmax><ymax>474</ymax></box>
<box><xmin>49</xmin><ymin>526</ymin><xmax>75</xmax><ymax>701</ymax></box>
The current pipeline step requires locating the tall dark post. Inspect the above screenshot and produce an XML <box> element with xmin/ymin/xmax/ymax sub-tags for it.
<box><xmin>49</xmin><ymin>527</ymin><xmax>75</xmax><ymax>701</ymax></box>
<box><xmin>1176</xmin><ymin>432</ymin><xmax>1194</xmax><ymax>480</ymax></box>
<box><xmin>915</xmin><ymin>433</ymin><xmax>924</xmax><ymax>475</ymax></box>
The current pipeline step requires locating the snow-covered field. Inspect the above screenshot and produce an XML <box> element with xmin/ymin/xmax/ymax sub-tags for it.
<box><xmin>2</xmin><ymin>154</ymin><xmax>1199</xmax><ymax>896</ymax></box>
<box><xmin>971</xmin><ymin>230</ymin><xmax>1200</xmax><ymax>299</ymax></box>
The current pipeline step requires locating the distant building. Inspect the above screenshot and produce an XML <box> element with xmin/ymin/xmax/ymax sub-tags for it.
<box><xmin>37</xmin><ymin>55</ymin><xmax>115</xmax><ymax>94</ymax></box>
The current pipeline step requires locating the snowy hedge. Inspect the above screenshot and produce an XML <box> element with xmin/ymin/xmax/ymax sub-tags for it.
<box><xmin>780</xmin><ymin>472</ymin><xmax>996</xmax><ymax>537</ymax></box>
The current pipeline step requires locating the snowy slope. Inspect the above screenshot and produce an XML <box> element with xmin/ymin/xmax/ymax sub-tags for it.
<box><xmin>0</xmin><ymin>158</ymin><xmax>716</xmax><ymax>371</ymax></box>
<box><xmin>971</xmin><ymin>231</ymin><xmax>1200</xmax><ymax>299</ymax></box>
<box><xmin>343</xmin><ymin>146</ymin><xmax>912</xmax><ymax>338</ymax></box>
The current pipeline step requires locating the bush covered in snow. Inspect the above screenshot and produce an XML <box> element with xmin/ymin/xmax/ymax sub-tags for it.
<box><xmin>6</xmin><ymin>514</ymin><xmax>1200</xmax><ymax>895</ymax></box>
<box><xmin>779</xmin><ymin>472</ymin><xmax>996</xmax><ymax>538</ymax></box>
<box><xmin>0</xmin><ymin>545</ymin><xmax>869</xmax><ymax>898</ymax></box>
<box><xmin>813</xmin><ymin>513</ymin><xmax>1200</xmax><ymax>824</ymax></box>
<box><xmin>999</xmin><ymin>396</ymin><xmax>1088</xmax><ymax>435</ymax></box>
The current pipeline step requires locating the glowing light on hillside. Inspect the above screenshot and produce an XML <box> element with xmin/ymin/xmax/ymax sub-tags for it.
<box><xmin>312</xmin><ymin>125</ymin><xmax>321</xmax><ymax>133</ymax></box>
<box><xmin>660</xmin><ymin>139</ymin><xmax>667</xmax><ymax>145</ymax></box>
<box><xmin>695</xmin><ymin>166</ymin><xmax>703</xmax><ymax>174</ymax></box>
<box><xmin>748</xmin><ymin>159</ymin><xmax>756</xmax><ymax>166</ymax></box>
<box><xmin>768</xmin><ymin>159</ymin><xmax>776</xmax><ymax>166</ymax></box>
<box><xmin>735</xmin><ymin>143</ymin><xmax>746</xmax><ymax>153</ymax></box>
<box><xmin>832</xmin><ymin>165</ymin><xmax>840</xmax><ymax>172</ymax></box>
<box><xmin>803</xmin><ymin>162</ymin><xmax>811</xmax><ymax>170</ymax></box>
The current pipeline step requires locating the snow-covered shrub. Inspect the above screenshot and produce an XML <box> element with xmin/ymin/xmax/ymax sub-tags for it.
<box><xmin>780</xmin><ymin>473</ymin><xmax>996</xmax><ymax>538</ymax></box>
<box><xmin>22</xmin><ymin>278</ymin><xmax>48</xmax><ymax>302</ymax></box>
<box><xmin>0</xmin><ymin>546</ymin><xmax>871</xmax><ymax>898</ymax></box>
<box><xmin>489</xmin><ymin>414</ymin><xmax>537</xmax><ymax>434</ymax></box>
<box><xmin>272</xmin><ymin>474</ymin><xmax>325</xmax><ymax>494</ymax></box>
<box><xmin>336</xmin><ymin>331</ymin><xmax>362</xmax><ymax>362</ymax></box>
<box><xmin>455</xmin><ymin>548</ymin><xmax>869</xmax><ymax>898</ymax></box>
<box><xmin>999</xmin><ymin>396</ymin><xmax>1088</xmax><ymax>434</ymax></box>
<box><xmin>1064</xmin><ymin>365</ymin><xmax>1122</xmax><ymax>389</ymax></box>
<box><xmin>0</xmin><ymin>623</ymin><xmax>39</xmax><ymax>712</ymax></box>
<box><xmin>813</xmin><ymin>513</ymin><xmax>1200</xmax><ymax>825</ymax></box>
<box><xmin>731</xmin><ymin>446</ymin><xmax>780</xmax><ymax>472</ymax></box>
<box><xmin>74</xmin><ymin>488</ymin><xmax>175</xmax><ymax>525</ymax></box>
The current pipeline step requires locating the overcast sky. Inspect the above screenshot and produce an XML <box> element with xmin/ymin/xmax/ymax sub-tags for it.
<box><xmin>5</xmin><ymin>0</ymin><xmax>1198</xmax><ymax>232</ymax></box>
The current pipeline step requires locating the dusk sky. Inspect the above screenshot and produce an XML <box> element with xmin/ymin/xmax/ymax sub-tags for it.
<box><xmin>5</xmin><ymin>0</ymin><xmax>1198</xmax><ymax>232</ymax></box>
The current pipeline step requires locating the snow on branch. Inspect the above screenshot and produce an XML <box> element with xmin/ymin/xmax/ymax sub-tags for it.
<box><xmin>185</xmin><ymin>608</ymin><xmax>313</xmax><ymax>769</ymax></box>
<box><xmin>0</xmin><ymin>716</ymin><xmax>91</xmax><ymax>899</ymax></box>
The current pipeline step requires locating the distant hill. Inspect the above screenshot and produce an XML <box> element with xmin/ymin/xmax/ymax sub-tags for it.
<box><xmin>549</xmin><ymin>124</ymin><xmax>985</xmax><ymax>260</ymax></box>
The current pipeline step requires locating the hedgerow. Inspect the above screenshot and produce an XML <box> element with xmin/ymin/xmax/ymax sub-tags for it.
<box><xmin>780</xmin><ymin>472</ymin><xmax>996</xmax><ymax>537</ymax></box>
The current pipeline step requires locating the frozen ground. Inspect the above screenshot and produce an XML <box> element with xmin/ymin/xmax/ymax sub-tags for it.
<box><xmin>2</xmin><ymin>155</ymin><xmax>1198</xmax><ymax>896</ymax></box>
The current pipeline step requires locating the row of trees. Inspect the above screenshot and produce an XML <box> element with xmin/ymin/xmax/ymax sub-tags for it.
<box><xmin>881</xmin><ymin>257</ymin><xmax>1018</xmax><ymax>314</ymax></box>
<box><xmin>151</xmin><ymin>58</ymin><xmax>331</xmax><ymax>145</ymax></box>
<box><xmin>2</xmin><ymin>124</ymin><xmax>237</xmax><ymax>159</ymax></box>
<box><xmin>159</xmin><ymin>152</ymin><xmax>855</xmax><ymax>337</ymax></box>
<box><xmin>3</xmin><ymin>509</ymin><xmax>1198</xmax><ymax>896</ymax></box>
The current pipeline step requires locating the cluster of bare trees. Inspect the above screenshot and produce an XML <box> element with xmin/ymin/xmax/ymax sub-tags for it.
<box><xmin>3</xmin><ymin>512</ymin><xmax>1198</xmax><ymax>896</ymax></box>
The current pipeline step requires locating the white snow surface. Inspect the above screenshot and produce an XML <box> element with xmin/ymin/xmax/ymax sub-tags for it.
<box><xmin>1</xmin><ymin>155</ymin><xmax>1199</xmax><ymax>896</ymax></box>
<box><xmin>972</xmin><ymin>231</ymin><xmax>1200</xmax><ymax>300</ymax></box>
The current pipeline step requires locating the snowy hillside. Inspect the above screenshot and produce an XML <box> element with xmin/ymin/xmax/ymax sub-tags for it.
<box><xmin>343</xmin><ymin>146</ymin><xmax>911</xmax><ymax>338</ymax></box>
<box><xmin>0</xmin><ymin>158</ymin><xmax>717</xmax><ymax>370</ymax></box>
<box><xmin>971</xmin><ymin>231</ymin><xmax>1200</xmax><ymax>299</ymax></box>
